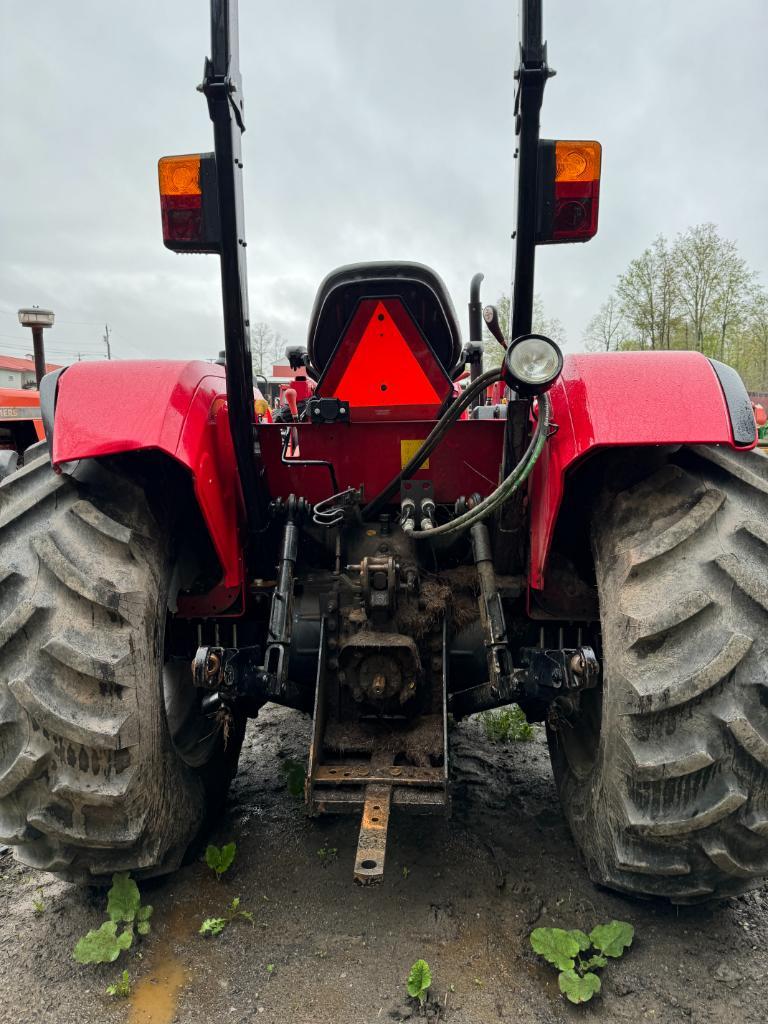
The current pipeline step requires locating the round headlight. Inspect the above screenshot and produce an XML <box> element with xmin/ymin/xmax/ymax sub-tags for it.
<box><xmin>504</xmin><ymin>334</ymin><xmax>563</xmax><ymax>393</ymax></box>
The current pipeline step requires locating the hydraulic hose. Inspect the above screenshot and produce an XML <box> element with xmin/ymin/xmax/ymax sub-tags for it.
<box><xmin>410</xmin><ymin>392</ymin><xmax>551</xmax><ymax>540</ymax></box>
<box><xmin>362</xmin><ymin>366</ymin><xmax>503</xmax><ymax>520</ymax></box>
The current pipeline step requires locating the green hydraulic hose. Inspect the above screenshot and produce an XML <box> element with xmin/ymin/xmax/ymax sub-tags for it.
<box><xmin>410</xmin><ymin>392</ymin><xmax>551</xmax><ymax>540</ymax></box>
<box><xmin>362</xmin><ymin>366</ymin><xmax>503</xmax><ymax>521</ymax></box>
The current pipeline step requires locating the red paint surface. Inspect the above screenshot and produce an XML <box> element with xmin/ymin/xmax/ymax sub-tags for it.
<box><xmin>259</xmin><ymin>419</ymin><xmax>505</xmax><ymax>505</ymax></box>
<box><xmin>528</xmin><ymin>351</ymin><xmax>752</xmax><ymax>590</ymax></box>
<box><xmin>50</xmin><ymin>351</ymin><xmax>748</xmax><ymax>614</ymax></box>
<box><xmin>53</xmin><ymin>361</ymin><xmax>244</xmax><ymax>615</ymax></box>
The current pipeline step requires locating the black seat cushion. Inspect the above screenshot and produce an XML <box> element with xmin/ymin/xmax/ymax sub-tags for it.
<box><xmin>307</xmin><ymin>262</ymin><xmax>462</xmax><ymax>376</ymax></box>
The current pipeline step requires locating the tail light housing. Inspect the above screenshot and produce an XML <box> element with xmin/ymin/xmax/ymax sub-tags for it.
<box><xmin>158</xmin><ymin>153</ymin><xmax>221</xmax><ymax>253</ymax></box>
<box><xmin>536</xmin><ymin>140</ymin><xmax>602</xmax><ymax>244</ymax></box>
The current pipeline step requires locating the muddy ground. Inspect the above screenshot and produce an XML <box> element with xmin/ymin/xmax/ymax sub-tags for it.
<box><xmin>1</xmin><ymin>705</ymin><xmax>766</xmax><ymax>1024</ymax></box>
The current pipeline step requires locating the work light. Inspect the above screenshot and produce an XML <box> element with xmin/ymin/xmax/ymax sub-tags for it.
<box><xmin>503</xmin><ymin>333</ymin><xmax>563</xmax><ymax>393</ymax></box>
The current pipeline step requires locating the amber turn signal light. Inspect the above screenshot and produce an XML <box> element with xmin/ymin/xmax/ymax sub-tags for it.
<box><xmin>158</xmin><ymin>152</ymin><xmax>221</xmax><ymax>254</ymax></box>
<box><xmin>536</xmin><ymin>139</ymin><xmax>602</xmax><ymax>244</ymax></box>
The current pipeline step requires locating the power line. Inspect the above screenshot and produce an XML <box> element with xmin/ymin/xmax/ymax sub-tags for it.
<box><xmin>0</xmin><ymin>337</ymin><xmax>104</xmax><ymax>350</ymax></box>
<box><xmin>0</xmin><ymin>343</ymin><xmax>105</xmax><ymax>357</ymax></box>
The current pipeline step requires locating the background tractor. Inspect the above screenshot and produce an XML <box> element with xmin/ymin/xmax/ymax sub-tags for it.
<box><xmin>0</xmin><ymin>386</ymin><xmax>45</xmax><ymax>475</ymax></box>
<box><xmin>1</xmin><ymin>0</ymin><xmax>767</xmax><ymax>905</ymax></box>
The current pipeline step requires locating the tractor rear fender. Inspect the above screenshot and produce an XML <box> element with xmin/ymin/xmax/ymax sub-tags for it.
<box><xmin>49</xmin><ymin>360</ymin><xmax>244</xmax><ymax>615</ymax></box>
<box><xmin>529</xmin><ymin>351</ymin><xmax>756</xmax><ymax>594</ymax></box>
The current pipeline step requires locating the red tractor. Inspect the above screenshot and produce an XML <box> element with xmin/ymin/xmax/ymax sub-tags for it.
<box><xmin>2</xmin><ymin>0</ymin><xmax>766</xmax><ymax>905</ymax></box>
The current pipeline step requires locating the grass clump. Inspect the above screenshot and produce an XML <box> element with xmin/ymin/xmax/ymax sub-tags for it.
<box><xmin>480</xmin><ymin>705</ymin><xmax>533</xmax><ymax>743</ymax></box>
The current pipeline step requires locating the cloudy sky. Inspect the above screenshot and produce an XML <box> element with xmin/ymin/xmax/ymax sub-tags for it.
<box><xmin>1</xmin><ymin>0</ymin><xmax>766</xmax><ymax>366</ymax></box>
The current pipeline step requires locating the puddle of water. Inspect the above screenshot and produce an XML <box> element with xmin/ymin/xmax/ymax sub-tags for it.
<box><xmin>128</xmin><ymin>958</ymin><xmax>189</xmax><ymax>1024</ymax></box>
<box><xmin>127</xmin><ymin>896</ymin><xmax>196</xmax><ymax>1024</ymax></box>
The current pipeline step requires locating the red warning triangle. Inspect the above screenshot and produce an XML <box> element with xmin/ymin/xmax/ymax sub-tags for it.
<box><xmin>333</xmin><ymin>301</ymin><xmax>442</xmax><ymax>407</ymax></box>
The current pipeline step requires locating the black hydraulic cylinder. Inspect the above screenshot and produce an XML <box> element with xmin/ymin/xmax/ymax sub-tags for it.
<box><xmin>471</xmin><ymin>522</ymin><xmax>507</xmax><ymax>645</ymax></box>
<box><xmin>263</xmin><ymin>504</ymin><xmax>302</xmax><ymax>683</ymax></box>
<box><xmin>268</xmin><ymin>520</ymin><xmax>298</xmax><ymax>646</ymax></box>
<box><xmin>470</xmin><ymin>522</ymin><xmax>512</xmax><ymax>680</ymax></box>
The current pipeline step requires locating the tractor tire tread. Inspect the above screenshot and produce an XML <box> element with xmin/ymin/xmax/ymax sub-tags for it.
<box><xmin>0</xmin><ymin>455</ymin><xmax>239</xmax><ymax>881</ymax></box>
<box><xmin>551</xmin><ymin>446</ymin><xmax>768</xmax><ymax>901</ymax></box>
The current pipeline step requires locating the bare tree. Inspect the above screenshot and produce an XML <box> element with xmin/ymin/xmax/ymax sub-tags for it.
<box><xmin>533</xmin><ymin>294</ymin><xmax>566</xmax><ymax>348</ymax></box>
<box><xmin>250</xmin><ymin>321</ymin><xmax>285</xmax><ymax>375</ymax></box>
<box><xmin>483</xmin><ymin>292</ymin><xmax>566</xmax><ymax>368</ymax></box>
<box><xmin>583</xmin><ymin>294</ymin><xmax>623</xmax><ymax>352</ymax></box>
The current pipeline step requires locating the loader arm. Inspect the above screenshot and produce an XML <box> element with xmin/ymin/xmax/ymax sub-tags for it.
<box><xmin>202</xmin><ymin>0</ymin><xmax>268</xmax><ymax>543</ymax></box>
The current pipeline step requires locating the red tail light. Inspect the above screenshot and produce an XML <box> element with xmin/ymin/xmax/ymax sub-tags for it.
<box><xmin>158</xmin><ymin>153</ymin><xmax>221</xmax><ymax>253</ymax></box>
<box><xmin>536</xmin><ymin>140</ymin><xmax>602</xmax><ymax>244</ymax></box>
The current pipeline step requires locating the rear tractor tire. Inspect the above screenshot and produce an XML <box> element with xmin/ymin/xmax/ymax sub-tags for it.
<box><xmin>0</xmin><ymin>451</ymin><xmax>244</xmax><ymax>882</ymax></box>
<box><xmin>549</xmin><ymin>445</ymin><xmax>768</xmax><ymax>902</ymax></box>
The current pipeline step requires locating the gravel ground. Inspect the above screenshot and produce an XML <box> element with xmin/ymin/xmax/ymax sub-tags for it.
<box><xmin>1</xmin><ymin>705</ymin><xmax>767</xmax><ymax>1024</ymax></box>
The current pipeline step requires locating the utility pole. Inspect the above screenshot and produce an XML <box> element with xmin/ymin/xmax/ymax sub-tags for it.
<box><xmin>104</xmin><ymin>324</ymin><xmax>112</xmax><ymax>360</ymax></box>
<box><xmin>18</xmin><ymin>307</ymin><xmax>55</xmax><ymax>388</ymax></box>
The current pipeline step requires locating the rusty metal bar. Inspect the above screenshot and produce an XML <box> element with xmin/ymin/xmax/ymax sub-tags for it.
<box><xmin>314</xmin><ymin>765</ymin><xmax>443</xmax><ymax>787</ymax></box>
<box><xmin>306</xmin><ymin>617</ymin><xmax>327</xmax><ymax>810</ymax></box>
<box><xmin>353</xmin><ymin>784</ymin><xmax>392</xmax><ymax>885</ymax></box>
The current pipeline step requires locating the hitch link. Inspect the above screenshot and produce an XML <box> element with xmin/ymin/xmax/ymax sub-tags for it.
<box><xmin>191</xmin><ymin>496</ymin><xmax>313</xmax><ymax>712</ymax></box>
<box><xmin>470</xmin><ymin>522</ymin><xmax>516</xmax><ymax>696</ymax></box>
<box><xmin>449</xmin><ymin>522</ymin><xmax>599</xmax><ymax>718</ymax></box>
<box><xmin>263</xmin><ymin>497</ymin><xmax>304</xmax><ymax>683</ymax></box>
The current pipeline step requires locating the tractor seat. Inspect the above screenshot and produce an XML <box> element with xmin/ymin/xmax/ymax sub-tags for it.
<box><xmin>307</xmin><ymin>261</ymin><xmax>462</xmax><ymax>378</ymax></box>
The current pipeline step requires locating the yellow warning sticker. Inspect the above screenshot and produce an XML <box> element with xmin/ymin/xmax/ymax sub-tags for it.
<box><xmin>400</xmin><ymin>439</ymin><xmax>429</xmax><ymax>469</ymax></box>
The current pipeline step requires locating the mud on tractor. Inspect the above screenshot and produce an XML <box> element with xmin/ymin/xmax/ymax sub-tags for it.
<box><xmin>2</xmin><ymin>0</ymin><xmax>767</xmax><ymax>905</ymax></box>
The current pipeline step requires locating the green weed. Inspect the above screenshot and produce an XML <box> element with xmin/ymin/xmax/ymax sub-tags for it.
<box><xmin>200</xmin><ymin>896</ymin><xmax>254</xmax><ymax>937</ymax></box>
<box><xmin>317</xmin><ymin>846</ymin><xmax>338</xmax><ymax>867</ymax></box>
<box><xmin>407</xmin><ymin>959</ymin><xmax>432</xmax><ymax>1007</ymax></box>
<box><xmin>73</xmin><ymin>873</ymin><xmax>153</xmax><ymax>965</ymax></box>
<box><xmin>281</xmin><ymin>759</ymin><xmax>306</xmax><ymax>797</ymax></box>
<box><xmin>480</xmin><ymin>705</ymin><xmax>533</xmax><ymax>743</ymax></box>
<box><xmin>530</xmin><ymin>920</ymin><xmax>634</xmax><ymax>1004</ymax></box>
<box><xmin>205</xmin><ymin>841</ymin><xmax>237</xmax><ymax>881</ymax></box>
<box><xmin>105</xmin><ymin>969</ymin><xmax>131</xmax><ymax>998</ymax></box>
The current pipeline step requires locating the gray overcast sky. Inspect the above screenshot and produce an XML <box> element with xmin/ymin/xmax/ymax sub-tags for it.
<box><xmin>1</xmin><ymin>0</ymin><xmax>766</xmax><ymax>365</ymax></box>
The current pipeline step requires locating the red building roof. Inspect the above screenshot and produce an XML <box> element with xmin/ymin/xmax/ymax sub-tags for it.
<box><xmin>0</xmin><ymin>355</ymin><xmax>62</xmax><ymax>374</ymax></box>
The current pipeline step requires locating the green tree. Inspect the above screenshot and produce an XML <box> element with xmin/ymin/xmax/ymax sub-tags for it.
<box><xmin>589</xmin><ymin>223</ymin><xmax>767</xmax><ymax>391</ymax></box>
<box><xmin>616</xmin><ymin>235</ymin><xmax>676</xmax><ymax>350</ymax></box>
<box><xmin>670</xmin><ymin>223</ymin><xmax>722</xmax><ymax>352</ymax></box>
